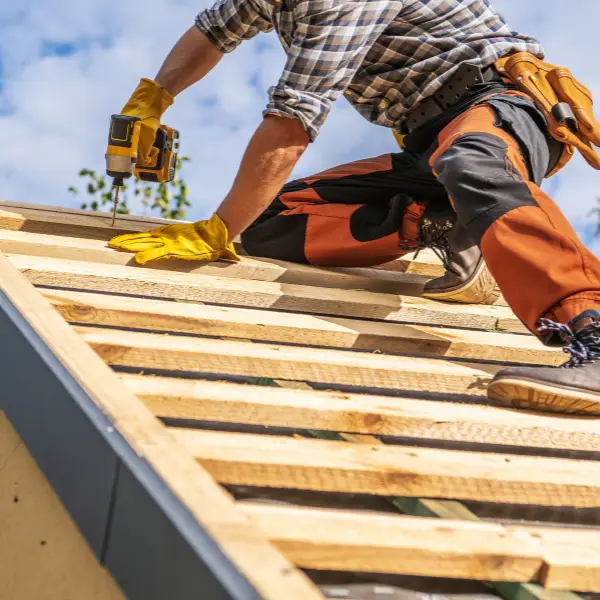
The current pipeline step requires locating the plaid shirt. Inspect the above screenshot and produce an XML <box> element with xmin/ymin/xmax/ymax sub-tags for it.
<box><xmin>196</xmin><ymin>0</ymin><xmax>543</xmax><ymax>141</ymax></box>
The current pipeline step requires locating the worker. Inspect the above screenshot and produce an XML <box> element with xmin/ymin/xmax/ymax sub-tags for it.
<box><xmin>108</xmin><ymin>0</ymin><xmax>600</xmax><ymax>414</ymax></box>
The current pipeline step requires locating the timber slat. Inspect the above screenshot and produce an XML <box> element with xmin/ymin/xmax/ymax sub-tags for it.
<box><xmin>45</xmin><ymin>288</ymin><xmax>556</xmax><ymax>364</ymax></box>
<box><xmin>171</xmin><ymin>428</ymin><xmax>600</xmax><ymax>507</ymax></box>
<box><xmin>122</xmin><ymin>374</ymin><xmax>600</xmax><ymax>454</ymax></box>
<box><xmin>11</xmin><ymin>253</ymin><xmax>526</xmax><ymax>333</ymax></box>
<box><xmin>240</xmin><ymin>503</ymin><xmax>600</xmax><ymax>592</ymax></box>
<box><xmin>0</xmin><ymin>227</ymin><xmax>431</xmax><ymax>296</ymax></box>
<box><xmin>239</xmin><ymin>503</ymin><xmax>544</xmax><ymax>582</ymax></box>
<box><xmin>7</xmin><ymin>201</ymin><xmax>598</xmax><ymax>596</ymax></box>
<box><xmin>0</xmin><ymin>253</ymin><xmax>323</xmax><ymax>600</ymax></box>
<box><xmin>0</xmin><ymin>201</ymin><xmax>176</xmax><ymax>236</ymax></box>
<box><xmin>525</xmin><ymin>527</ymin><xmax>600</xmax><ymax>591</ymax></box>
<box><xmin>0</xmin><ymin>201</ymin><xmax>443</xmax><ymax>276</ymax></box>
<box><xmin>76</xmin><ymin>326</ymin><xmax>497</xmax><ymax>396</ymax></box>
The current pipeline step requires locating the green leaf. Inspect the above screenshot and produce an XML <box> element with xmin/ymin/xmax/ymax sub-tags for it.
<box><xmin>68</xmin><ymin>186</ymin><xmax>78</xmax><ymax>195</ymax></box>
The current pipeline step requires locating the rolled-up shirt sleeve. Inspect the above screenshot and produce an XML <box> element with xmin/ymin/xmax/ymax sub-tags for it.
<box><xmin>264</xmin><ymin>0</ymin><xmax>400</xmax><ymax>141</ymax></box>
<box><xmin>196</xmin><ymin>0</ymin><xmax>273</xmax><ymax>54</ymax></box>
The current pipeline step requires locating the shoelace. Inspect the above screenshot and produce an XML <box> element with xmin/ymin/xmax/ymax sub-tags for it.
<box><xmin>538</xmin><ymin>318</ymin><xmax>600</xmax><ymax>367</ymax></box>
<box><xmin>417</xmin><ymin>217</ymin><xmax>457</xmax><ymax>275</ymax></box>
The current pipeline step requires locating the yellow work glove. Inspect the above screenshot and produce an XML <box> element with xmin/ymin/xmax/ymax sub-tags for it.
<box><xmin>108</xmin><ymin>213</ymin><xmax>240</xmax><ymax>265</ymax></box>
<box><xmin>121</xmin><ymin>78</ymin><xmax>174</xmax><ymax>167</ymax></box>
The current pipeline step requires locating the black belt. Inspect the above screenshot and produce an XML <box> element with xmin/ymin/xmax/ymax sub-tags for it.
<box><xmin>399</xmin><ymin>63</ymin><xmax>499</xmax><ymax>134</ymax></box>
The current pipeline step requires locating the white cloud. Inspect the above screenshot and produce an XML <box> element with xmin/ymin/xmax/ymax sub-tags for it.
<box><xmin>0</xmin><ymin>0</ymin><xmax>599</xmax><ymax>237</ymax></box>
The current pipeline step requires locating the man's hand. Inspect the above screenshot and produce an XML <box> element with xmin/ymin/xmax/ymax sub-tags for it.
<box><xmin>121</xmin><ymin>79</ymin><xmax>173</xmax><ymax>166</ymax></box>
<box><xmin>108</xmin><ymin>213</ymin><xmax>239</xmax><ymax>265</ymax></box>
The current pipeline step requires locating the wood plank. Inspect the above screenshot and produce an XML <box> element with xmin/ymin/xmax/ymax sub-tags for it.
<box><xmin>0</xmin><ymin>254</ymin><xmax>323</xmax><ymax>600</ymax></box>
<box><xmin>521</xmin><ymin>527</ymin><xmax>600</xmax><ymax>592</ymax></box>
<box><xmin>45</xmin><ymin>289</ymin><xmax>557</xmax><ymax>364</ymax></box>
<box><xmin>171</xmin><ymin>428</ymin><xmax>600</xmax><ymax>507</ymax></box>
<box><xmin>0</xmin><ymin>201</ymin><xmax>444</xmax><ymax>276</ymax></box>
<box><xmin>0</xmin><ymin>200</ymin><xmax>177</xmax><ymax>235</ymax></box>
<box><xmin>239</xmin><ymin>503</ymin><xmax>544</xmax><ymax>582</ymax></box>
<box><xmin>77</xmin><ymin>326</ymin><xmax>496</xmax><ymax>396</ymax></box>
<box><xmin>0</xmin><ymin>228</ymin><xmax>429</xmax><ymax>295</ymax></box>
<box><xmin>239</xmin><ymin>503</ymin><xmax>600</xmax><ymax>592</ymax></box>
<box><xmin>11</xmin><ymin>254</ymin><xmax>526</xmax><ymax>333</ymax></box>
<box><xmin>374</xmin><ymin>251</ymin><xmax>444</xmax><ymax>276</ymax></box>
<box><xmin>319</xmin><ymin>435</ymin><xmax>584</xmax><ymax>600</ymax></box>
<box><xmin>124</xmin><ymin>374</ymin><xmax>600</xmax><ymax>454</ymax></box>
<box><xmin>0</xmin><ymin>413</ymin><xmax>126</xmax><ymax>600</ymax></box>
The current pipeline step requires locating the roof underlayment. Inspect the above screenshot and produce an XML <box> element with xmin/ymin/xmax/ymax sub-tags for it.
<box><xmin>0</xmin><ymin>200</ymin><xmax>599</xmax><ymax>600</ymax></box>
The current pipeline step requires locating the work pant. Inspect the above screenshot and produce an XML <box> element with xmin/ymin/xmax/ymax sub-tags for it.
<box><xmin>241</xmin><ymin>92</ymin><xmax>600</xmax><ymax>335</ymax></box>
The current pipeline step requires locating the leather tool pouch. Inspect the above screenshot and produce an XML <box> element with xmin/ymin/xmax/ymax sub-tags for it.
<box><xmin>496</xmin><ymin>52</ymin><xmax>600</xmax><ymax>177</ymax></box>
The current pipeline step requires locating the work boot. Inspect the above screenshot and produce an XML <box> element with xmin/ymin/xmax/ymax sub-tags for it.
<box><xmin>420</xmin><ymin>221</ymin><xmax>500</xmax><ymax>305</ymax></box>
<box><xmin>488</xmin><ymin>310</ymin><xmax>600</xmax><ymax>415</ymax></box>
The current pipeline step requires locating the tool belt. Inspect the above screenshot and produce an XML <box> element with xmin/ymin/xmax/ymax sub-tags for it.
<box><xmin>496</xmin><ymin>52</ymin><xmax>600</xmax><ymax>176</ymax></box>
<box><xmin>399</xmin><ymin>63</ymin><xmax>499</xmax><ymax>135</ymax></box>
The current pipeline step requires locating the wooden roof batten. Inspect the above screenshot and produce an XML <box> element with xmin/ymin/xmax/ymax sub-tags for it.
<box><xmin>0</xmin><ymin>200</ymin><xmax>598</xmax><ymax>600</ymax></box>
<box><xmin>0</xmin><ymin>252</ymin><xmax>322</xmax><ymax>599</ymax></box>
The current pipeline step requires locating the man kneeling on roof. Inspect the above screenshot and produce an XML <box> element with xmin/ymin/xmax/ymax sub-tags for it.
<box><xmin>108</xmin><ymin>0</ymin><xmax>600</xmax><ymax>414</ymax></box>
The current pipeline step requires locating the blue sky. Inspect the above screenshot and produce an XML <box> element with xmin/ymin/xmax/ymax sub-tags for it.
<box><xmin>1</xmin><ymin>1</ymin><xmax>599</xmax><ymax>250</ymax></box>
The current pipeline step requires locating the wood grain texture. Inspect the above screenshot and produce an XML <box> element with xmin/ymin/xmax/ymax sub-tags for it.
<box><xmin>239</xmin><ymin>503</ymin><xmax>544</xmax><ymax>582</ymax></box>
<box><xmin>77</xmin><ymin>326</ymin><xmax>496</xmax><ymax>396</ymax></box>
<box><xmin>0</xmin><ymin>201</ymin><xmax>177</xmax><ymax>238</ymax></box>
<box><xmin>12</xmin><ymin>253</ymin><xmax>525</xmax><ymax>333</ymax></box>
<box><xmin>0</xmin><ymin>228</ymin><xmax>429</xmax><ymax>295</ymax></box>
<box><xmin>0</xmin><ymin>201</ymin><xmax>444</xmax><ymax>276</ymax></box>
<box><xmin>123</xmin><ymin>374</ymin><xmax>600</xmax><ymax>453</ymax></box>
<box><xmin>525</xmin><ymin>527</ymin><xmax>600</xmax><ymax>591</ymax></box>
<box><xmin>0</xmin><ymin>413</ymin><xmax>126</xmax><ymax>600</ymax></box>
<box><xmin>45</xmin><ymin>289</ymin><xmax>557</xmax><ymax>364</ymax></box>
<box><xmin>171</xmin><ymin>428</ymin><xmax>600</xmax><ymax>507</ymax></box>
<box><xmin>0</xmin><ymin>254</ymin><xmax>323</xmax><ymax>600</ymax></box>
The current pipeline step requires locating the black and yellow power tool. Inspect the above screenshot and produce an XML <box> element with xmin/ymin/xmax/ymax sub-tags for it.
<box><xmin>105</xmin><ymin>115</ymin><xmax>180</xmax><ymax>225</ymax></box>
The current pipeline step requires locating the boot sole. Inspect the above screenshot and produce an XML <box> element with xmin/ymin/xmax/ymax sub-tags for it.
<box><xmin>422</xmin><ymin>260</ymin><xmax>500</xmax><ymax>305</ymax></box>
<box><xmin>488</xmin><ymin>376</ymin><xmax>600</xmax><ymax>415</ymax></box>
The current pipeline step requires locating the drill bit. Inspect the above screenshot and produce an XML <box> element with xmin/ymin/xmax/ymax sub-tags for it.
<box><xmin>111</xmin><ymin>178</ymin><xmax>123</xmax><ymax>227</ymax></box>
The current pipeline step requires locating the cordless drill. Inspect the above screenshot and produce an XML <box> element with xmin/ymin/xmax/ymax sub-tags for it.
<box><xmin>105</xmin><ymin>115</ymin><xmax>180</xmax><ymax>225</ymax></box>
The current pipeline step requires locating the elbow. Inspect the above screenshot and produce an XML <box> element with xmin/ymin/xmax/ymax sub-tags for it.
<box><xmin>263</xmin><ymin>114</ymin><xmax>310</xmax><ymax>159</ymax></box>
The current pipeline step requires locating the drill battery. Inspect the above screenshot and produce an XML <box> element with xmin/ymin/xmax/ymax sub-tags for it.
<box><xmin>106</xmin><ymin>114</ymin><xmax>180</xmax><ymax>185</ymax></box>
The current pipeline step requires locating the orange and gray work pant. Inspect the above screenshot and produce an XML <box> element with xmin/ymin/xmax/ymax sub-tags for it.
<box><xmin>241</xmin><ymin>91</ymin><xmax>600</xmax><ymax>336</ymax></box>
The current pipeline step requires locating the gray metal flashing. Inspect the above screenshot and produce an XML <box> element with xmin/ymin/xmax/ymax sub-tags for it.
<box><xmin>0</xmin><ymin>286</ymin><xmax>265</xmax><ymax>600</ymax></box>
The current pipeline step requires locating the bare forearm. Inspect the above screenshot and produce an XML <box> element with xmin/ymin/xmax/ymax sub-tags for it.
<box><xmin>155</xmin><ymin>26</ymin><xmax>223</xmax><ymax>96</ymax></box>
<box><xmin>216</xmin><ymin>116</ymin><xmax>309</xmax><ymax>240</ymax></box>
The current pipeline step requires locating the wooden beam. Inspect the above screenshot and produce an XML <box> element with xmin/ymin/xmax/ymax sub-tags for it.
<box><xmin>521</xmin><ymin>527</ymin><xmax>600</xmax><ymax>592</ymax></box>
<box><xmin>315</xmin><ymin>433</ymin><xmax>584</xmax><ymax>600</ymax></box>
<box><xmin>0</xmin><ymin>228</ymin><xmax>429</xmax><ymax>295</ymax></box>
<box><xmin>171</xmin><ymin>428</ymin><xmax>600</xmax><ymax>507</ymax></box>
<box><xmin>0</xmin><ymin>254</ymin><xmax>323</xmax><ymax>600</ymax></box>
<box><xmin>0</xmin><ymin>201</ymin><xmax>444</xmax><ymax>276</ymax></box>
<box><xmin>238</xmin><ymin>503</ymin><xmax>544</xmax><ymax>582</ymax></box>
<box><xmin>46</xmin><ymin>289</ymin><xmax>556</xmax><ymax>364</ymax></box>
<box><xmin>124</xmin><ymin>374</ymin><xmax>600</xmax><ymax>454</ymax></box>
<box><xmin>0</xmin><ymin>201</ymin><xmax>176</xmax><ymax>237</ymax></box>
<box><xmin>239</xmin><ymin>502</ymin><xmax>600</xmax><ymax>592</ymax></box>
<box><xmin>77</xmin><ymin>326</ymin><xmax>496</xmax><ymax>396</ymax></box>
<box><xmin>374</xmin><ymin>252</ymin><xmax>443</xmax><ymax>276</ymax></box>
<box><xmin>11</xmin><ymin>254</ymin><xmax>525</xmax><ymax>333</ymax></box>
